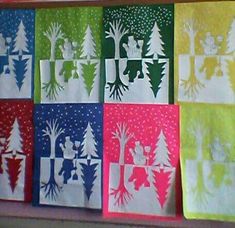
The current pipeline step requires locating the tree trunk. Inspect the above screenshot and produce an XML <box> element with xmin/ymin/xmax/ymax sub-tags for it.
<box><xmin>50</xmin><ymin>137</ymin><xmax>56</xmax><ymax>159</ymax></box>
<box><xmin>50</xmin><ymin>41</ymin><xmax>56</xmax><ymax>61</ymax></box>
<box><xmin>49</xmin><ymin>158</ymin><xmax>55</xmax><ymax>180</ymax></box>
<box><xmin>196</xmin><ymin>138</ymin><xmax>203</xmax><ymax>161</ymax></box>
<box><xmin>114</xmin><ymin>39</ymin><xmax>120</xmax><ymax>60</ymax></box>
<box><xmin>119</xmin><ymin>143</ymin><xmax>125</xmax><ymax>165</ymax></box>
<box><xmin>190</xmin><ymin>35</ymin><xmax>195</xmax><ymax>56</ymax></box>
<box><xmin>115</xmin><ymin>59</ymin><xmax>120</xmax><ymax>81</ymax></box>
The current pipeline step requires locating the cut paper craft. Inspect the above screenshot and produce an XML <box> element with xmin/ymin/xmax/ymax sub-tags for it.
<box><xmin>103</xmin><ymin>5</ymin><xmax>174</xmax><ymax>103</ymax></box>
<box><xmin>0</xmin><ymin>100</ymin><xmax>34</xmax><ymax>202</ymax></box>
<box><xmin>175</xmin><ymin>2</ymin><xmax>235</xmax><ymax>104</ymax></box>
<box><xmin>33</xmin><ymin>104</ymin><xmax>103</xmax><ymax>209</ymax></box>
<box><xmin>103</xmin><ymin>104</ymin><xmax>181</xmax><ymax>219</ymax></box>
<box><xmin>0</xmin><ymin>10</ymin><xmax>35</xmax><ymax>99</ymax></box>
<box><xmin>181</xmin><ymin>103</ymin><xmax>235</xmax><ymax>221</ymax></box>
<box><xmin>34</xmin><ymin>8</ymin><xmax>102</xmax><ymax>103</ymax></box>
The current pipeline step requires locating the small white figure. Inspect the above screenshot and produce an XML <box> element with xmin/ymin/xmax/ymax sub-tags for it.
<box><xmin>60</xmin><ymin>136</ymin><xmax>79</xmax><ymax>159</ymax></box>
<box><xmin>200</xmin><ymin>32</ymin><xmax>223</xmax><ymax>56</ymax></box>
<box><xmin>210</xmin><ymin>137</ymin><xmax>229</xmax><ymax>162</ymax></box>
<box><xmin>129</xmin><ymin>141</ymin><xmax>147</xmax><ymax>165</ymax></box>
<box><xmin>123</xmin><ymin>36</ymin><xmax>143</xmax><ymax>59</ymax></box>
<box><xmin>59</xmin><ymin>38</ymin><xmax>77</xmax><ymax>60</ymax></box>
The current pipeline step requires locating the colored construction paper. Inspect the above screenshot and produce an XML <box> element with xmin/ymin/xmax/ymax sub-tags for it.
<box><xmin>181</xmin><ymin>103</ymin><xmax>235</xmax><ymax>221</ymax></box>
<box><xmin>0</xmin><ymin>10</ymin><xmax>35</xmax><ymax>99</ymax></box>
<box><xmin>175</xmin><ymin>2</ymin><xmax>235</xmax><ymax>104</ymax></box>
<box><xmin>103</xmin><ymin>104</ymin><xmax>181</xmax><ymax>219</ymax></box>
<box><xmin>33</xmin><ymin>104</ymin><xmax>103</xmax><ymax>209</ymax></box>
<box><xmin>0</xmin><ymin>100</ymin><xmax>34</xmax><ymax>202</ymax></box>
<box><xmin>34</xmin><ymin>7</ymin><xmax>102</xmax><ymax>103</ymax></box>
<box><xmin>102</xmin><ymin>5</ymin><xmax>174</xmax><ymax>103</ymax></box>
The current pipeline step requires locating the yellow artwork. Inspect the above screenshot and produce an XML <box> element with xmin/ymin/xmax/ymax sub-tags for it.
<box><xmin>175</xmin><ymin>2</ymin><xmax>235</xmax><ymax>104</ymax></box>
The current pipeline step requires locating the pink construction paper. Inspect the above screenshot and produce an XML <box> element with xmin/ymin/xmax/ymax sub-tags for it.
<box><xmin>103</xmin><ymin>104</ymin><xmax>181</xmax><ymax>220</ymax></box>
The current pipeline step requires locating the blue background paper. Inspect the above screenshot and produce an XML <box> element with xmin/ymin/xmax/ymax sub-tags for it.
<box><xmin>33</xmin><ymin>103</ymin><xmax>103</xmax><ymax>207</ymax></box>
<box><xmin>0</xmin><ymin>9</ymin><xmax>35</xmax><ymax>98</ymax></box>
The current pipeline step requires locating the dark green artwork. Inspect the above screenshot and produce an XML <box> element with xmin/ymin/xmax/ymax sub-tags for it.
<box><xmin>102</xmin><ymin>5</ymin><xmax>174</xmax><ymax>103</ymax></box>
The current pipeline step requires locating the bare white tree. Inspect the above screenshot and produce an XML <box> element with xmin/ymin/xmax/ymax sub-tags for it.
<box><xmin>44</xmin><ymin>23</ymin><xmax>64</xmax><ymax>61</ymax></box>
<box><xmin>42</xmin><ymin>119</ymin><xmax>65</xmax><ymax>158</ymax></box>
<box><xmin>189</xmin><ymin>122</ymin><xmax>206</xmax><ymax>160</ymax></box>
<box><xmin>112</xmin><ymin>122</ymin><xmax>133</xmax><ymax>165</ymax></box>
<box><xmin>184</xmin><ymin>19</ymin><xmax>198</xmax><ymax>55</ymax></box>
<box><xmin>105</xmin><ymin>20</ymin><xmax>128</xmax><ymax>59</ymax></box>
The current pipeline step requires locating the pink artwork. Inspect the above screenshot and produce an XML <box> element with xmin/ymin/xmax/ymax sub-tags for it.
<box><xmin>103</xmin><ymin>104</ymin><xmax>181</xmax><ymax>219</ymax></box>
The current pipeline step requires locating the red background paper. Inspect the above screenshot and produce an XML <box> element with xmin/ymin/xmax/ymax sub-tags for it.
<box><xmin>0</xmin><ymin>100</ymin><xmax>34</xmax><ymax>202</ymax></box>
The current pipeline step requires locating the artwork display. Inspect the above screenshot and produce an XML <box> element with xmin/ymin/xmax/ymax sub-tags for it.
<box><xmin>103</xmin><ymin>5</ymin><xmax>174</xmax><ymax>103</ymax></box>
<box><xmin>0</xmin><ymin>10</ymin><xmax>35</xmax><ymax>99</ymax></box>
<box><xmin>34</xmin><ymin>8</ymin><xmax>102</xmax><ymax>103</ymax></box>
<box><xmin>181</xmin><ymin>103</ymin><xmax>235</xmax><ymax>221</ymax></box>
<box><xmin>0</xmin><ymin>100</ymin><xmax>34</xmax><ymax>202</ymax></box>
<box><xmin>33</xmin><ymin>104</ymin><xmax>103</xmax><ymax>209</ymax></box>
<box><xmin>175</xmin><ymin>2</ymin><xmax>235</xmax><ymax>104</ymax></box>
<box><xmin>103</xmin><ymin>104</ymin><xmax>181</xmax><ymax>219</ymax></box>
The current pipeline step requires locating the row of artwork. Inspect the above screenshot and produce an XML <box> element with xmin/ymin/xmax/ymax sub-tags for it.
<box><xmin>2</xmin><ymin>3</ymin><xmax>235</xmax><ymax>104</ymax></box>
<box><xmin>1</xmin><ymin>101</ymin><xmax>235</xmax><ymax>222</ymax></box>
<box><xmin>1</xmin><ymin>1</ymin><xmax>235</xmax><ymax>223</ymax></box>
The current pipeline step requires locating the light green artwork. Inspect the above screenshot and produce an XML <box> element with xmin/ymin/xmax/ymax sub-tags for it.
<box><xmin>34</xmin><ymin>7</ymin><xmax>102</xmax><ymax>103</ymax></box>
<box><xmin>181</xmin><ymin>103</ymin><xmax>235</xmax><ymax>221</ymax></box>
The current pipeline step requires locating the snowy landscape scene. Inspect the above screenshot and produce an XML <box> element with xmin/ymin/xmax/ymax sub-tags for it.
<box><xmin>34</xmin><ymin>104</ymin><xmax>103</xmax><ymax>208</ymax></box>
<box><xmin>0</xmin><ymin>101</ymin><xmax>33</xmax><ymax>201</ymax></box>
<box><xmin>0</xmin><ymin>10</ymin><xmax>34</xmax><ymax>98</ymax></box>
<box><xmin>40</xmin><ymin>22</ymin><xmax>101</xmax><ymax>103</ymax></box>
<box><xmin>103</xmin><ymin>6</ymin><xmax>173</xmax><ymax>103</ymax></box>
<box><xmin>104</xmin><ymin>104</ymin><xmax>180</xmax><ymax>218</ymax></box>
<box><xmin>178</xmin><ymin>18</ymin><xmax>235</xmax><ymax>104</ymax></box>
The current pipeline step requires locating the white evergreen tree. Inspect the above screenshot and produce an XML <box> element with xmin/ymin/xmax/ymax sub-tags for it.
<box><xmin>81</xmin><ymin>25</ymin><xmax>96</xmax><ymax>61</ymax></box>
<box><xmin>146</xmin><ymin>22</ymin><xmax>165</xmax><ymax>59</ymax></box>
<box><xmin>6</xmin><ymin>118</ymin><xmax>23</xmax><ymax>156</ymax></box>
<box><xmin>153</xmin><ymin>130</ymin><xmax>171</xmax><ymax>169</ymax></box>
<box><xmin>13</xmin><ymin>20</ymin><xmax>29</xmax><ymax>56</ymax></box>
<box><xmin>227</xmin><ymin>18</ymin><xmax>235</xmax><ymax>54</ymax></box>
<box><xmin>81</xmin><ymin>122</ymin><xmax>98</xmax><ymax>160</ymax></box>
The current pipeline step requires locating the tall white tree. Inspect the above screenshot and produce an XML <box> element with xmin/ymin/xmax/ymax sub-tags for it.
<box><xmin>105</xmin><ymin>19</ymin><xmax>128</xmax><ymax>59</ymax></box>
<box><xmin>189</xmin><ymin>122</ymin><xmax>206</xmax><ymax>161</ymax></box>
<box><xmin>146</xmin><ymin>22</ymin><xmax>165</xmax><ymax>59</ymax></box>
<box><xmin>13</xmin><ymin>20</ymin><xmax>29</xmax><ymax>56</ymax></box>
<box><xmin>43</xmin><ymin>22</ymin><xmax>64</xmax><ymax>61</ymax></box>
<box><xmin>227</xmin><ymin>18</ymin><xmax>235</xmax><ymax>55</ymax></box>
<box><xmin>42</xmin><ymin>119</ymin><xmax>64</xmax><ymax>158</ymax></box>
<box><xmin>112</xmin><ymin>122</ymin><xmax>133</xmax><ymax>165</ymax></box>
<box><xmin>81</xmin><ymin>122</ymin><xmax>98</xmax><ymax>160</ymax></box>
<box><xmin>153</xmin><ymin>130</ymin><xmax>171</xmax><ymax>169</ymax></box>
<box><xmin>184</xmin><ymin>19</ymin><xmax>198</xmax><ymax>55</ymax></box>
<box><xmin>6</xmin><ymin>118</ymin><xmax>23</xmax><ymax>156</ymax></box>
<box><xmin>81</xmin><ymin>25</ymin><xmax>96</xmax><ymax>61</ymax></box>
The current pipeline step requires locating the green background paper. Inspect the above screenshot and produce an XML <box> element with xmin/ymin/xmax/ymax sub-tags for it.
<box><xmin>102</xmin><ymin>5</ymin><xmax>174</xmax><ymax>103</ymax></box>
<box><xmin>34</xmin><ymin>7</ymin><xmax>102</xmax><ymax>103</ymax></box>
<box><xmin>181</xmin><ymin>103</ymin><xmax>235</xmax><ymax>221</ymax></box>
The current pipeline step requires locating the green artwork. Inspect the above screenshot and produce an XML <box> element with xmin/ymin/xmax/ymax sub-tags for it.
<box><xmin>34</xmin><ymin>7</ymin><xmax>102</xmax><ymax>103</ymax></box>
<box><xmin>102</xmin><ymin>5</ymin><xmax>174</xmax><ymax>103</ymax></box>
<box><xmin>181</xmin><ymin>103</ymin><xmax>235</xmax><ymax>221</ymax></box>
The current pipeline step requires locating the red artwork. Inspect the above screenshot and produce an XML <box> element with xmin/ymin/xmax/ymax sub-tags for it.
<box><xmin>0</xmin><ymin>100</ymin><xmax>33</xmax><ymax>202</ymax></box>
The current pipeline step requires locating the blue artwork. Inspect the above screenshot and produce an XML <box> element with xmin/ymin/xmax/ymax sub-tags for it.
<box><xmin>0</xmin><ymin>10</ymin><xmax>35</xmax><ymax>98</ymax></box>
<box><xmin>33</xmin><ymin>104</ymin><xmax>103</xmax><ymax>209</ymax></box>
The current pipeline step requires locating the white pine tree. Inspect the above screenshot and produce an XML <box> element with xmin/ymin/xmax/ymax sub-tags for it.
<box><xmin>13</xmin><ymin>20</ymin><xmax>29</xmax><ymax>56</ymax></box>
<box><xmin>81</xmin><ymin>25</ymin><xmax>96</xmax><ymax>61</ymax></box>
<box><xmin>6</xmin><ymin>118</ymin><xmax>23</xmax><ymax>156</ymax></box>
<box><xmin>227</xmin><ymin>18</ymin><xmax>235</xmax><ymax>54</ymax></box>
<box><xmin>146</xmin><ymin>22</ymin><xmax>165</xmax><ymax>59</ymax></box>
<box><xmin>153</xmin><ymin>130</ymin><xmax>171</xmax><ymax>169</ymax></box>
<box><xmin>81</xmin><ymin>122</ymin><xmax>98</xmax><ymax>160</ymax></box>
